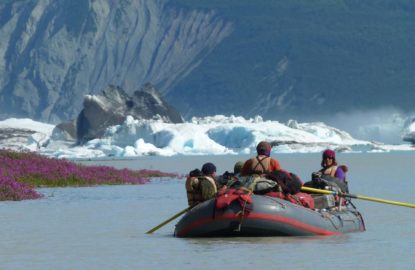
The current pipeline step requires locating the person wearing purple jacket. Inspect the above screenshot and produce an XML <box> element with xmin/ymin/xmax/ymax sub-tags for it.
<box><xmin>319</xmin><ymin>149</ymin><xmax>347</xmax><ymax>182</ymax></box>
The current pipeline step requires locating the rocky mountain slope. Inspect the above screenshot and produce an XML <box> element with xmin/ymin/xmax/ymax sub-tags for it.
<box><xmin>0</xmin><ymin>0</ymin><xmax>232</xmax><ymax>122</ymax></box>
<box><xmin>1</xmin><ymin>0</ymin><xmax>415</xmax><ymax>125</ymax></box>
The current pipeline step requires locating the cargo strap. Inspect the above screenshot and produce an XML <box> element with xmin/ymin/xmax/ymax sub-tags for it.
<box><xmin>215</xmin><ymin>188</ymin><xmax>252</xmax><ymax>232</ymax></box>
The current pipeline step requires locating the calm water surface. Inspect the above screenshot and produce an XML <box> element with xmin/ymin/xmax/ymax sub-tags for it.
<box><xmin>1</xmin><ymin>152</ymin><xmax>415</xmax><ymax>269</ymax></box>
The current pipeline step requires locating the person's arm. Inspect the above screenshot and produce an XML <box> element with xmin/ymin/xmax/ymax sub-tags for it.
<box><xmin>271</xmin><ymin>158</ymin><xmax>281</xmax><ymax>171</ymax></box>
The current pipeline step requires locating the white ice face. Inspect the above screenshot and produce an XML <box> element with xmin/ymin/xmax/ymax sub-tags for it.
<box><xmin>1</xmin><ymin>115</ymin><xmax>413</xmax><ymax>159</ymax></box>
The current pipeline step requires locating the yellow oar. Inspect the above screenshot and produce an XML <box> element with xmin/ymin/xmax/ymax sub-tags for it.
<box><xmin>146</xmin><ymin>206</ymin><xmax>192</xmax><ymax>234</ymax></box>
<box><xmin>301</xmin><ymin>186</ymin><xmax>415</xmax><ymax>209</ymax></box>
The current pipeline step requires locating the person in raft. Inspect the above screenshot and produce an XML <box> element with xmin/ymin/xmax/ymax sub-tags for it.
<box><xmin>240</xmin><ymin>141</ymin><xmax>281</xmax><ymax>176</ymax></box>
<box><xmin>185</xmin><ymin>162</ymin><xmax>218</xmax><ymax>206</ymax></box>
<box><xmin>216</xmin><ymin>161</ymin><xmax>245</xmax><ymax>189</ymax></box>
<box><xmin>233</xmin><ymin>161</ymin><xmax>244</xmax><ymax>177</ymax></box>
<box><xmin>319</xmin><ymin>149</ymin><xmax>347</xmax><ymax>182</ymax></box>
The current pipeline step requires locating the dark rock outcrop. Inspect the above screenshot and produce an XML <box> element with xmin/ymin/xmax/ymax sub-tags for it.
<box><xmin>54</xmin><ymin>84</ymin><xmax>183</xmax><ymax>143</ymax></box>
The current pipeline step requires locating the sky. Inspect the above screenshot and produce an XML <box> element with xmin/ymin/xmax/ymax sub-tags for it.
<box><xmin>0</xmin><ymin>116</ymin><xmax>414</xmax><ymax>159</ymax></box>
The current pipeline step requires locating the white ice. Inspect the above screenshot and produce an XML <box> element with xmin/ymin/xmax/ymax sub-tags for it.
<box><xmin>0</xmin><ymin>115</ymin><xmax>413</xmax><ymax>159</ymax></box>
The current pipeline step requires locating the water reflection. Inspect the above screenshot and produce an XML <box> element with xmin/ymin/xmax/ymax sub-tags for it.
<box><xmin>182</xmin><ymin>234</ymin><xmax>352</xmax><ymax>246</ymax></box>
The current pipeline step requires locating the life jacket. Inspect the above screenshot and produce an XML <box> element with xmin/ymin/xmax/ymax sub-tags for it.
<box><xmin>320</xmin><ymin>164</ymin><xmax>348</xmax><ymax>186</ymax></box>
<box><xmin>321</xmin><ymin>166</ymin><xmax>337</xmax><ymax>177</ymax></box>
<box><xmin>185</xmin><ymin>175</ymin><xmax>217</xmax><ymax>206</ymax></box>
<box><xmin>199</xmin><ymin>176</ymin><xmax>217</xmax><ymax>201</ymax></box>
<box><xmin>185</xmin><ymin>176</ymin><xmax>204</xmax><ymax>206</ymax></box>
<box><xmin>248</xmin><ymin>155</ymin><xmax>271</xmax><ymax>175</ymax></box>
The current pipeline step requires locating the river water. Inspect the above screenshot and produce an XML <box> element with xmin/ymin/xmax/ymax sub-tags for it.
<box><xmin>1</xmin><ymin>152</ymin><xmax>415</xmax><ymax>269</ymax></box>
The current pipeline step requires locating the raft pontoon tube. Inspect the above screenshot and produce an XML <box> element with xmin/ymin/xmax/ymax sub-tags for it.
<box><xmin>174</xmin><ymin>194</ymin><xmax>365</xmax><ymax>237</ymax></box>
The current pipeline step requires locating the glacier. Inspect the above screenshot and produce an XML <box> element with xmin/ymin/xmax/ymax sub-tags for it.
<box><xmin>0</xmin><ymin>116</ymin><xmax>413</xmax><ymax>159</ymax></box>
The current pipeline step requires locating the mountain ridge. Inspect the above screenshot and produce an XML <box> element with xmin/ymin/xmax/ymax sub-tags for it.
<box><xmin>1</xmin><ymin>0</ymin><xmax>414</xmax><ymax>127</ymax></box>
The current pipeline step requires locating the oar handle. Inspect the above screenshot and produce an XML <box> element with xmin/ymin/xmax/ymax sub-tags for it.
<box><xmin>353</xmin><ymin>195</ymin><xmax>415</xmax><ymax>208</ymax></box>
<box><xmin>146</xmin><ymin>206</ymin><xmax>193</xmax><ymax>234</ymax></box>
<box><xmin>301</xmin><ymin>186</ymin><xmax>415</xmax><ymax>209</ymax></box>
<box><xmin>301</xmin><ymin>186</ymin><xmax>334</xmax><ymax>195</ymax></box>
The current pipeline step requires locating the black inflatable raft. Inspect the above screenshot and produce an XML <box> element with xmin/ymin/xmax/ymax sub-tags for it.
<box><xmin>174</xmin><ymin>194</ymin><xmax>365</xmax><ymax>237</ymax></box>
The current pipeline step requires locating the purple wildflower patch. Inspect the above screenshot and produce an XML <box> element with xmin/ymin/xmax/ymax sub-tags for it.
<box><xmin>0</xmin><ymin>150</ymin><xmax>178</xmax><ymax>201</ymax></box>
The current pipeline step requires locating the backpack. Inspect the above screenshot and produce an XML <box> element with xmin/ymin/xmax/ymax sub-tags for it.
<box><xmin>265</xmin><ymin>170</ymin><xmax>303</xmax><ymax>194</ymax></box>
<box><xmin>240</xmin><ymin>175</ymin><xmax>279</xmax><ymax>194</ymax></box>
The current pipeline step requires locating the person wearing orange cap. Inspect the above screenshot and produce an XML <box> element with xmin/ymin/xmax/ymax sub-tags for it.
<box><xmin>240</xmin><ymin>141</ymin><xmax>281</xmax><ymax>176</ymax></box>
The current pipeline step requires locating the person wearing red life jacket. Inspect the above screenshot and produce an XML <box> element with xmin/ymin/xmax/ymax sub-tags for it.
<box><xmin>240</xmin><ymin>141</ymin><xmax>281</xmax><ymax>176</ymax></box>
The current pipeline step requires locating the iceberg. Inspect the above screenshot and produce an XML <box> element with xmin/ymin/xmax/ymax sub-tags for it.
<box><xmin>403</xmin><ymin>120</ymin><xmax>415</xmax><ymax>144</ymax></box>
<box><xmin>0</xmin><ymin>115</ymin><xmax>413</xmax><ymax>159</ymax></box>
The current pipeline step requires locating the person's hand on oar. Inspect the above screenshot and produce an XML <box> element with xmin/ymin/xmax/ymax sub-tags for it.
<box><xmin>301</xmin><ymin>186</ymin><xmax>415</xmax><ymax>208</ymax></box>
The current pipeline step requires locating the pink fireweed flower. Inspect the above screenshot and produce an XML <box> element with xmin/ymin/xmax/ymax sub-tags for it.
<box><xmin>0</xmin><ymin>150</ymin><xmax>177</xmax><ymax>201</ymax></box>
